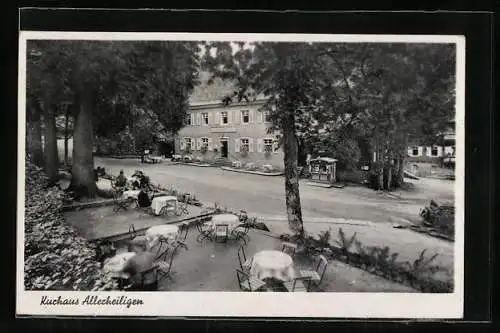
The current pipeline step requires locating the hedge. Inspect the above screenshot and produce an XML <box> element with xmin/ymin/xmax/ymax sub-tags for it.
<box><xmin>280</xmin><ymin>228</ymin><xmax>454</xmax><ymax>293</ymax></box>
<box><xmin>24</xmin><ymin>159</ymin><xmax>117</xmax><ymax>291</ymax></box>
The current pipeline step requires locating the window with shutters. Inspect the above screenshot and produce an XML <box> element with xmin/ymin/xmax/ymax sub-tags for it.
<box><xmin>240</xmin><ymin>138</ymin><xmax>249</xmax><ymax>152</ymax></box>
<box><xmin>431</xmin><ymin>146</ymin><xmax>438</xmax><ymax>156</ymax></box>
<box><xmin>412</xmin><ymin>147</ymin><xmax>419</xmax><ymax>156</ymax></box>
<box><xmin>202</xmin><ymin>113</ymin><xmax>209</xmax><ymax>125</ymax></box>
<box><xmin>241</xmin><ymin>110</ymin><xmax>249</xmax><ymax>123</ymax></box>
<box><xmin>185</xmin><ymin>114</ymin><xmax>191</xmax><ymax>126</ymax></box>
<box><xmin>184</xmin><ymin>138</ymin><xmax>192</xmax><ymax>152</ymax></box>
<box><xmin>263</xmin><ymin>139</ymin><xmax>273</xmax><ymax>152</ymax></box>
<box><xmin>221</xmin><ymin>111</ymin><xmax>228</xmax><ymax>125</ymax></box>
<box><xmin>200</xmin><ymin>137</ymin><xmax>209</xmax><ymax>153</ymax></box>
<box><xmin>201</xmin><ymin>137</ymin><xmax>209</xmax><ymax>148</ymax></box>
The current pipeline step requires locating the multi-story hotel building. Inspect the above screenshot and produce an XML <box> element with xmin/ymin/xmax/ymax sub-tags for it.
<box><xmin>175</xmin><ymin>98</ymin><xmax>284</xmax><ymax>169</ymax></box>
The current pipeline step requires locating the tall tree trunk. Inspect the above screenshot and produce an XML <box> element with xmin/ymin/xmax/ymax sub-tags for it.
<box><xmin>71</xmin><ymin>88</ymin><xmax>97</xmax><ymax>198</ymax></box>
<box><xmin>42</xmin><ymin>102</ymin><xmax>59</xmax><ymax>185</ymax></box>
<box><xmin>26</xmin><ymin>100</ymin><xmax>44</xmax><ymax>166</ymax></box>
<box><xmin>395</xmin><ymin>133</ymin><xmax>408</xmax><ymax>188</ymax></box>
<box><xmin>385</xmin><ymin>164</ymin><xmax>393</xmax><ymax>191</ymax></box>
<box><xmin>282</xmin><ymin>111</ymin><xmax>304</xmax><ymax>238</ymax></box>
<box><xmin>375</xmin><ymin>145</ymin><xmax>383</xmax><ymax>191</ymax></box>
<box><xmin>397</xmin><ymin>156</ymin><xmax>405</xmax><ymax>186</ymax></box>
<box><xmin>64</xmin><ymin>104</ymin><xmax>70</xmax><ymax>167</ymax></box>
<box><xmin>393</xmin><ymin>158</ymin><xmax>401</xmax><ymax>188</ymax></box>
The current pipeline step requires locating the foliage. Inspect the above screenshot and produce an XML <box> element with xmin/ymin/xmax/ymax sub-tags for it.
<box><xmin>403</xmin><ymin>249</ymin><xmax>440</xmax><ymax>276</ymax></box>
<box><xmin>203</xmin><ymin>41</ymin><xmax>455</xmax><ymax>196</ymax></box>
<box><xmin>309</xmin><ymin>134</ymin><xmax>361</xmax><ymax>171</ymax></box>
<box><xmin>293</xmin><ymin>227</ymin><xmax>451</xmax><ymax>292</ymax></box>
<box><xmin>27</xmin><ymin>40</ymin><xmax>201</xmax><ymax>197</ymax></box>
<box><xmin>115</xmin><ymin>126</ymin><xmax>137</xmax><ymax>155</ymax></box>
<box><xmin>420</xmin><ymin>200</ymin><xmax>455</xmax><ymax>237</ymax></box>
<box><xmin>24</xmin><ymin>160</ymin><xmax>117</xmax><ymax>291</ymax></box>
<box><xmin>335</xmin><ymin>228</ymin><xmax>357</xmax><ymax>253</ymax></box>
<box><xmin>317</xmin><ymin>228</ymin><xmax>332</xmax><ymax>248</ymax></box>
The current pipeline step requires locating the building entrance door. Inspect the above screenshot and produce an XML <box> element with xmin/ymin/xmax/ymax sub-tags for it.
<box><xmin>220</xmin><ymin>140</ymin><xmax>228</xmax><ymax>158</ymax></box>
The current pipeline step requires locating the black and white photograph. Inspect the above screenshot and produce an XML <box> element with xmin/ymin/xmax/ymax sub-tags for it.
<box><xmin>17</xmin><ymin>31</ymin><xmax>465</xmax><ymax>318</ymax></box>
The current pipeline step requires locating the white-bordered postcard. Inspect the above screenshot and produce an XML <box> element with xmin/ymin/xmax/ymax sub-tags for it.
<box><xmin>18</xmin><ymin>31</ymin><xmax>465</xmax><ymax>318</ymax></box>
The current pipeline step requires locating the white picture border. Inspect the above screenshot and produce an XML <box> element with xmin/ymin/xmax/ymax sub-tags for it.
<box><xmin>17</xmin><ymin>31</ymin><xmax>465</xmax><ymax>318</ymax></box>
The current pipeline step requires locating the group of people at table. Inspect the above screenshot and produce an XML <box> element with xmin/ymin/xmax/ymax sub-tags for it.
<box><xmin>112</xmin><ymin>170</ymin><xmax>182</xmax><ymax>216</ymax></box>
<box><xmin>100</xmin><ymin>223</ymin><xmax>185</xmax><ymax>290</ymax></box>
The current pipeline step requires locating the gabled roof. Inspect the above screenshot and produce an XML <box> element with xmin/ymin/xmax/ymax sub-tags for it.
<box><xmin>189</xmin><ymin>71</ymin><xmax>267</xmax><ymax>104</ymax></box>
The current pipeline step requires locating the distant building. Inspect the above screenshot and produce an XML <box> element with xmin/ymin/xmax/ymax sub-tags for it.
<box><xmin>175</xmin><ymin>72</ymin><xmax>284</xmax><ymax>169</ymax></box>
<box><xmin>175</xmin><ymin>99</ymin><xmax>284</xmax><ymax>169</ymax></box>
<box><xmin>407</xmin><ymin>120</ymin><xmax>456</xmax><ymax>165</ymax></box>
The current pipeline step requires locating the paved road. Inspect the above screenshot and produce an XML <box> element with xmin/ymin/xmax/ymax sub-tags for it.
<box><xmin>95</xmin><ymin>157</ymin><xmax>456</xmax><ymax>276</ymax></box>
<box><xmin>95</xmin><ymin>157</ymin><xmax>445</xmax><ymax>224</ymax></box>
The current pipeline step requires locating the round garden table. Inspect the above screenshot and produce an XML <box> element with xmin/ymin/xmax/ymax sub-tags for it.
<box><xmin>102</xmin><ymin>252</ymin><xmax>136</xmax><ymax>279</ymax></box>
<box><xmin>250</xmin><ymin>250</ymin><xmax>295</xmax><ymax>282</ymax></box>
<box><xmin>205</xmin><ymin>213</ymin><xmax>241</xmax><ymax>232</ymax></box>
<box><xmin>151</xmin><ymin>196</ymin><xmax>178</xmax><ymax>216</ymax></box>
<box><xmin>145</xmin><ymin>224</ymin><xmax>179</xmax><ymax>247</ymax></box>
<box><xmin>122</xmin><ymin>190</ymin><xmax>141</xmax><ymax>200</ymax></box>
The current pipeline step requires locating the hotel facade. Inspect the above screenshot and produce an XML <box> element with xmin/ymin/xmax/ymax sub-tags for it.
<box><xmin>174</xmin><ymin>98</ymin><xmax>285</xmax><ymax>170</ymax></box>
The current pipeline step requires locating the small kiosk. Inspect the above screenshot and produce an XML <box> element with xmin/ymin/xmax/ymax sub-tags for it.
<box><xmin>309</xmin><ymin>157</ymin><xmax>338</xmax><ymax>185</ymax></box>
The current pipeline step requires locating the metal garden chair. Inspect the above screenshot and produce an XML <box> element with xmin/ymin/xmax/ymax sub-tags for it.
<box><xmin>281</xmin><ymin>242</ymin><xmax>298</xmax><ymax>257</ymax></box>
<box><xmin>214</xmin><ymin>224</ymin><xmax>229</xmax><ymax>243</ymax></box>
<box><xmin>110</xmin><ymin>179</ymin><xmax>128</xmax><ymax>212</ymax></box>
<box><xmin>175</xmin><ymin>200</ymin><xmax>190</xmax><ymax>216</ymax></box>
<box><xmin>231</xmin><ymin>223</ymin><xmax>251</xmax><ymax>245</ymax></box>
<box><xmin>196</xmin><ymin>221</ymin><xmax>214</xmax><ymax>243</ymax></box>
<box><xmin>299</xmin><ymin>254</ymin><xmax>329</xmax><ymax>288</ymax></box>
<box><xmin>283</xmin><ymin>276</ymin><xmax>312</xmax><ymax>292</ymax></box>
<box><xmin>236</xmin><ymin>269</ymin><xmax>266</xmax><ymax>292</ymax></box>
<box><xmin>237</xmin><ymin>245</ymin><xmax>253</xmax><ymax>274</ymax></box>
<box><xmin>170</xmin><ymin>223</ymin><xmax>189</xmax><ymax>251</ymax></box>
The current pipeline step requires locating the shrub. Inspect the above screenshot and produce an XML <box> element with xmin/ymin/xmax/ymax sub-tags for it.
<box><xmin>245</xmin><ymin>162</ymin><xmax>256</xmax><ymax>170</ymax></box>
<box><xmin>335</xmin><ymin>228</ymin><xmax>357</xmax><ymax>254</ymax></box>
<box><xmin>24</xmin><ymin>160</ymin><xmax>117</xmax><ymax>291</ymax></box>
<box><xmin>283</xmin><ymin>228</ymin><xmax>452</xmax><ymax>293</ymax></box>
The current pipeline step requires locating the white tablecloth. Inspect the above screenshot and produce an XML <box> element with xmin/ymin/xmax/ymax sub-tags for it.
<box><xmin>151</xmin><ymin>196</ymin><xmax>178</xmax><ymax>215</ymax></box>
<box><xmin>145</xmin><ymin>224</ymin><xmax>179</xmax><ymax>247</ymax></box>
<box><xmin>102</xmin><ymin>252</ymin><xmax>136</xmax><ymax>278</ymax></box>
<box><xmin>250</xmin><ymin>250</ymin><xmax>295</xmax><ymax>282</ymax></box>
<box><xmin>130</xmin><ymin>175</ymin><xmax>141</xmax><ymax>183</ymax></box>
<box><xmin>122</xmin><ymin>190</ymin><xmax>141</xmax><ymax>200</ymax></box>
<box><xmin>204</xmin><ymin>214</ymin><xmax>241</xmax><ymax>233</ymax></box>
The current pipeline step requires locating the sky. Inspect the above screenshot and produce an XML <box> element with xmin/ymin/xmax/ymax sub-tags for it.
<box><xmin>197</xmin><ymin>41</ymin><xmax>254</xmax><ymax>58</ymax></box>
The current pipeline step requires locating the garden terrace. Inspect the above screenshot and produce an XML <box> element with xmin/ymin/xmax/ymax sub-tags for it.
<box><xmin>64</xmin><ymin>203</ymin><xmax>207</xmax><ymax>241</ymax></box>
<box><xmin>110</xmin><ymin>227</ymin><xmax>417</xmax><ymax>293</ymax></box>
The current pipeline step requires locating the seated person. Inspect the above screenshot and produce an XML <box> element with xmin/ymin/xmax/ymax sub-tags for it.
<box><xmin>95</xmin><ymin>241</ymin><xmax>117</xmax><ymax>268</ymax></box>
<box><xmin>131</xmin><ymin>170</ymin><xmax>152</xmax><ymax>190</ymax></box>
<box><xmin>140</xmin><ymin>175</ymin><xmax>152</xmax><ymax>190</ymax></box>
<box><xmin>122</xmin><ymin>251</ymin><xmax>157</xmax><ymax>290</ymax></box>
<box><xmin>131</xmin><ymin>170</ymin><xmax>143</xmax><ymax>189</ymax></box>
<box><xmin>137</xmin><ymin>189</ymin><xmax>152</xmax><ymax>208</ymax></box>
<box><xmin>115</xmin><ymin>170</ymin><xmax>127</xmax><ymax>187</ymax></box>
<box><xmin>94</xmin><ymin>167</ymin><xmax>106</xmax><ymax>181</ymax></box>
